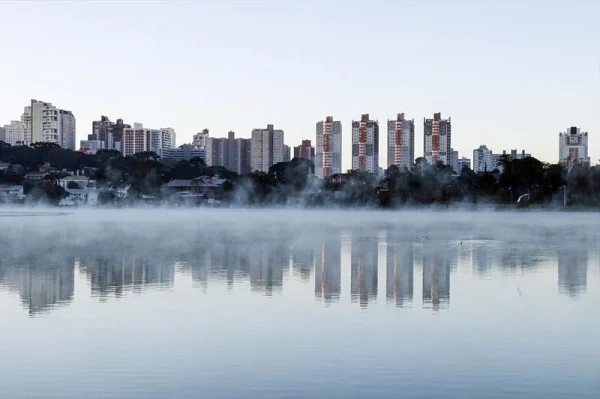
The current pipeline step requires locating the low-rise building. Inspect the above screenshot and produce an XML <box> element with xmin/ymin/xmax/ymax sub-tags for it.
<box><xmin>0</xmin><ymin>185</ymin><xmax>25</xmax><ymax>203</ymax></box>
<box><xmin>79</xmin><ymin>140</ymin><xmax>106</xmax><ymax>154</ymax></box>
<box><xmin>158</xmin><ymin>145</ymin><xmax>206</xmax><ymax>161</ymax></box>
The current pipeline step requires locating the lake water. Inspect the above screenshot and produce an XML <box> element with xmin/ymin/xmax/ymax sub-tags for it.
<box><xmin>1</xmin><ymin>209</ymin><xmax>599</xmax><ymax>399</ymax></box>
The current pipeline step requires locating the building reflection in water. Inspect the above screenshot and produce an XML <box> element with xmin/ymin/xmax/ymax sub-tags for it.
<box><xmin>422</xmin><ymin>245</ymin><xmax>452</xmax><ymax>311</ymax></box>
<box><xmin>79</xmin><ymin>254</ymin><xmax>174</xmax><ymax>298</ymax></box>
<box><xmin>0</xmin><ymin>257</ymin><xmax>75</xmax><ymax>316</ymax></box>
<box><xmin>314</xmin><ymin>235</ymin><xmax>341</xmax><ymax>303</ymax></box>
<box><xmin>386</xmin><ymin>234</ymin><xmax>414</xmax><ymax>307</ymax></box>
<box><xmin>249</xmin><ymin>240</ymin><xmax>288</xmax><ymax>296</ymax></box>
<box><xmin>1</xmin><ymin>221</ymin><xmax>595</xmax><ymax>316</ymax></box>
<box><xmin>350</xmin><ymin>233</ymin><xmax>378</xmax><ymax>308</ymax></box>
<box><xmin>291</xmin><ymin>245</ymin><xmax>315</xmax><ymax>282</ymax></box>
<box><xmin>472</xmin><ymin>242</ymin><xmax>493</xmax><ymax>276</ymax></box>
<box><xmin>558</xmin><ymin>249</ymin><xmax>588</xmax><ymax>297</ymax></box>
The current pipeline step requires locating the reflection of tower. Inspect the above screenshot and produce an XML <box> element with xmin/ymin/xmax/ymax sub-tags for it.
<box><xmin>81</xmin><ymin>253</ymin><xmax>175</xmax><ymax>297</ymax></box>
<box><xmin>351</xmin><ymin>234</ymin><xmax>378</xmax><ymax>307</ymax></box>
<box><xmin>422</xmin><ymin>247</ymin><xmax>451</xmax><ymax>310</ymax></box>
<box><xmin>0</xmin><ymin>260</ymin><xmax>75</xmax><ymax>316</ymax></box>
<box><xmin>315</xmin><ymin>236</ymin><xmax>341</xmax><ymax>303</ymax></box>
<box><xmin>558</xmin><ymin>250</ymin><xmax>588</xmax><ymax>297</ymax></box>
<box><xmin>472</xmin><ymin>243</ymin><xmax>493</xmax><ymax>276</ymax></box>
<box><xmin>249</xmin><ymin>241</ymin><xmax>285</xmax><ymax>296</ymax></box>
<box><xmin>291</xmin><ymin>245</ymin><xmax>315</xmax><ymax>281</ymax></box>
<box><xmin>386</xmin><ymin>242</ymin><xmax>414</xmax><ymax>307</ymax></box>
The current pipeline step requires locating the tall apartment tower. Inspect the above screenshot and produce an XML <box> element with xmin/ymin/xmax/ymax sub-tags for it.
<box><xmin>250</xmin><ymin>124</ymin><xmax>284</xmax><ymax>172</ymax></box>
<box><xmin>20</xmin><ymin>99</ymin><xmax>76</xmax><ymax>149</ymax></box>
<box><xmin>424</xmin><ymin>113</ymin><xmax>451</xmax><ymax>166</ymax></box>
<box><xmin>294</xmin><ymin>139</ymin><xmax>315</xmax><ymax>162</ymax></box>
<box><xmin>92</xmin><ymin>116</ymin><xmax>130</xmax><ymax>152</ymax></box>
<box><xmin>315</xmin><ymin>116</ymin><xmax>342</xmax><ymax>178</ymax></box>
<box><xmin>559</xmin><ymin>127</ymin><xmax>590</xmax><ymax>165</ymax></box>
<box><xmin>2</xmin><ymin>121</ymin><xmax>25</xmax><ymax>146</ymax></box>
<box><xmin>387</xmin><ymin>113</ymin><xmax>414</xmax><ymax>170</ymax></box>
<box><xmin>472</xmin><ymin>145</ymin><xmax>495</xmax><ymax>172</ymax></box>
<box><xmin>205</xmin><ymin>137</ymin><xmax>228</xmax><ymax>167</ymax></box>
<box><xmin>352</xmin><ymin>114</ymin><xmax>379</xmax><ymax>173</ymax></box>
<box><xmin>234</xmin><ymin>138</ymin><xmax>252</xmax><ymax>175</ymax></box>
<box><xmin>192</xmin><ymin>129</ymin><xmax>209</xmax><ymax>147</ymax></box>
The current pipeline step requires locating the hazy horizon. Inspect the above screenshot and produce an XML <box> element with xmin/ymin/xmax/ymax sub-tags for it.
<box><xmin>1</xmin><ymin>1</ymin><xmax>598</xmax><ymax>168</ymax></box>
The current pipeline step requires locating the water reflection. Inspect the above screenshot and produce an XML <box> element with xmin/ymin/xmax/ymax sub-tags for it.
<box><xmin>315</xmin><ymin>235</ymin><xmax>341</xmax><ymax>303</ymax></box>
<box><xmin>0</xmin><ymin>259</ymin><xmax>74</xmax><ymax>315</ymax></box>
<box><xmin>386</xmin><ymin>234</ymin><xmax>414</xmax><ymax>307</ymax></box>
<box><xmin>0</xmin><ymin>222</ymin><xmax>597</xmax><ymax>316</ymax></box>
<box><xmin>350</xmin><ymin>233</ymin><xmax>378</xmax><ymax>307</ymax></box>
<box><xmin>558</xmin><ymin>249</ymin><xmax>588</xmax><ymax>297</ymax></box>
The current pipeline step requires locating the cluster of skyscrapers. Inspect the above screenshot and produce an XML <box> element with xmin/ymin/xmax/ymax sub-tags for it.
<box><xmin>0</xmin><ymin>99</ymin><xmax>76</xmax><ymax>149</ymax></box>
<box><xmin>0</xmin><ymin>99</ymin><xmax>593</xmax><ymax>175</ymax></box>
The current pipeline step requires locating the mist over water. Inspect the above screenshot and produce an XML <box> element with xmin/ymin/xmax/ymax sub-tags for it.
<box><xmin>1</xmin><ymin>209</ymin><xmax>599</xmax><ymax>399</ymax></box>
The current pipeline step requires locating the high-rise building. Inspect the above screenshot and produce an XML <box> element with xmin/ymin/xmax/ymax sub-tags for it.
<box><xmin>205</xmin><ymin>133</ymin><xmax>251</xmax><ymax>174</ymax></box>
<box><xmin>315</xmin><ymin>116</ymin><xmax>342</xmax><ymax>179</ymax></box>
<box><xmin>449</xmin><ymin>148</ymin><xmax>459</xmax><ymax>174</ymax></box>
<box><xmin>424</xmin><ymin>113</ymin><xmax>451</xmax><ymax>165</ymax></box>
<box><xmin>387</xmin><ymin>113</ymin><xmax>414</xmax><ymax>169</ymax></box>
<box><xmin>91</xmin><ymin>116</ymin><xmax>130</xmax><ymax>152</ymax></box>
<box><xmin>473</xmin><ymin>145</ymin><xmax>495</xmax><ymax>172</ymax></box>
<box><xmin>508</xmin><ymin>149</ymin><xmax>531</xmax><ymax>160</ymax></box>
<box><xmin>351</xmin><ymin>114</ymin><xmax>379</xmax><ymax>173</ymax></box>
<box><xmin>283</xmin><ymin>145</ymin><xmax>291</xmax><ymax>162</ymax></box>
<box><xmin>234</xmin><ymin>138</ymin><xmax>252</xmax><ymax>174</ymax></box>
<box><xmin>2</xmin><ymin>121</ymin><xmax>25</xmax><ymax>146</ymax></box>
<box><xmin>192</xmin><ymin>129</ymin><xmax>209</xmax><ymax>147</ymax></box>
<box><xmin>458</xmin><ymin>157</ymin><xmax>471</xmax><ymax>172</ymax></box>
<box><xmin>559</xmin><ymin>127</ymin><xmax>590</xmax><ymax>165</ymax></box>
<box><xmin>250</xmin><ymin>124</ymin><xmax>285</xmax><ymax>172</ymax></box>
<box><xmin>20</xmin><ymin>99</ymin><xmax>76</xmax><ymax>149</ymax></box>
<box><xmin>205</xmin><ymin>137</ymin><xmax>228</xmax><ymax>167</ymax></box>
<box><xmin>227</xmin><ymin>131</ymin><xmax>236</xmax><ymax>171</ymax></box>
<box><xmin>0</xmin><ymin>127</ymin><xmax>5</xmax><ymax>143</ymax></box>
<box><xmin>294</xmin><ymin>139</ymin><xmax>315</xmax><ymax>162</ymax></box>
<box><xmin>153</xmin><ymin>128</ymin><xmax>176</xmax><ymax>152</ymax></box>
<box><xmin>122</xmin><ymin>127</ymin><xmax>152</xmax><ymax>156</ymax></box>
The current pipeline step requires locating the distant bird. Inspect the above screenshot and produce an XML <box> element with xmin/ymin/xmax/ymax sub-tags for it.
<box><xmin>460</xmin><ymin>241</ymin><xmax>463</xmax><ymax>245</ymax></box>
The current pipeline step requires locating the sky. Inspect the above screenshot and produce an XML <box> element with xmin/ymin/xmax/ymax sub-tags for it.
<box><xmin>1</xmin><ymin>1</ymin><xmax>598</xmax><ymax>169</ymax></box>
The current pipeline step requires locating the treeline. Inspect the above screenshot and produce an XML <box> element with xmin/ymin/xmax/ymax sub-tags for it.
<box><xmin>0</xmin><ymin>141</ymin><xmax>599</xmax><ymax>208</ymax></box>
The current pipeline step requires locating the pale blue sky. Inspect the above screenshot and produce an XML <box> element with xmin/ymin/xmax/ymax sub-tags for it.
<box><xmin>1</xmin><ymin>1</ymin><xmax>598</xmax><ymax>168</ymax></box>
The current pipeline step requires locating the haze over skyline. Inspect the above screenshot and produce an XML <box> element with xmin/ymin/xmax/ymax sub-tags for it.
<box><xmin>1</xmin><ymin>1</ymin><xmax>598</xmax><ymax>169</ymax></box>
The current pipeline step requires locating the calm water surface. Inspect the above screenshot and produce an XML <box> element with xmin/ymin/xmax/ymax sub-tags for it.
<box><xmin>1</xmin><ymin>209</ymin><xmax>599</xmax><ymax>399</ymax></box>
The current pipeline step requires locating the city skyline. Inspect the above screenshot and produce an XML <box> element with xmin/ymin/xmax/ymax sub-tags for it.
<box><xmin>1</xmin><ymin>2</ymin><xmax>597</xmax><ymax>169</ymax></box>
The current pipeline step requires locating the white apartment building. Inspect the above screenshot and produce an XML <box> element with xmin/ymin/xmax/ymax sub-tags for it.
<box><xmin>351</xmin><ymin>114</ymin><xmax>379</xmax><ymax>173</ymax></box>
<box><xmin>20</xmin><ymin>99</ymin><xmax>76</xmax><ymax>149</ymax></box>
<box><xmin>121</xmin><ymin>125</ymin><xmax>176</xmax><ymax>156</ymax></box>
<box><xmin>387</xmin><ymin>113</ymin><xmax>414</xmax><ymax>170</ymax></box>
<box><xmin>153</xmin><ymin>128</ymin><xmax>176</xmax><ymax>152</ymax></box>
<box><xmin>159</xmin><ymin>146</ymin><xmax>205</xmax><ymax>161</ymax></box>
<box><xmin>458</xmin><ymin>157</ymin><xmax>471</xmax><ymax>172</ymax></box>
<box><xmin>192</xmin><ymin>129</ymin><xmax>209</xmax><ymax>147</ymax></box>
<box><xmin>2</xmin><ymin>120</ymin><xmax>25</xmax><ymax>146</ymax></box>
<box><xmin>315</xmin><ymin>116</ymin><xmax>342</xmax><ymax>178</ymax></box>
<box><xmin>424</xmin><ymin>113</ymin><xmax>451</xmax><ymax>165</ymax></box>
<box><xmin>473</xmin><ymin>145</ymin><xmax>496</xmax><ymax>172</ymax></box>
<box><xmin>559</xmin><ymin>127</ymin><xmax>590</xmax><ymax>165</ymax></box>
<box><xmin>251</xmin><ymin>124</ymin><xmax>284</xmax><ymax>172</ymax></box>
